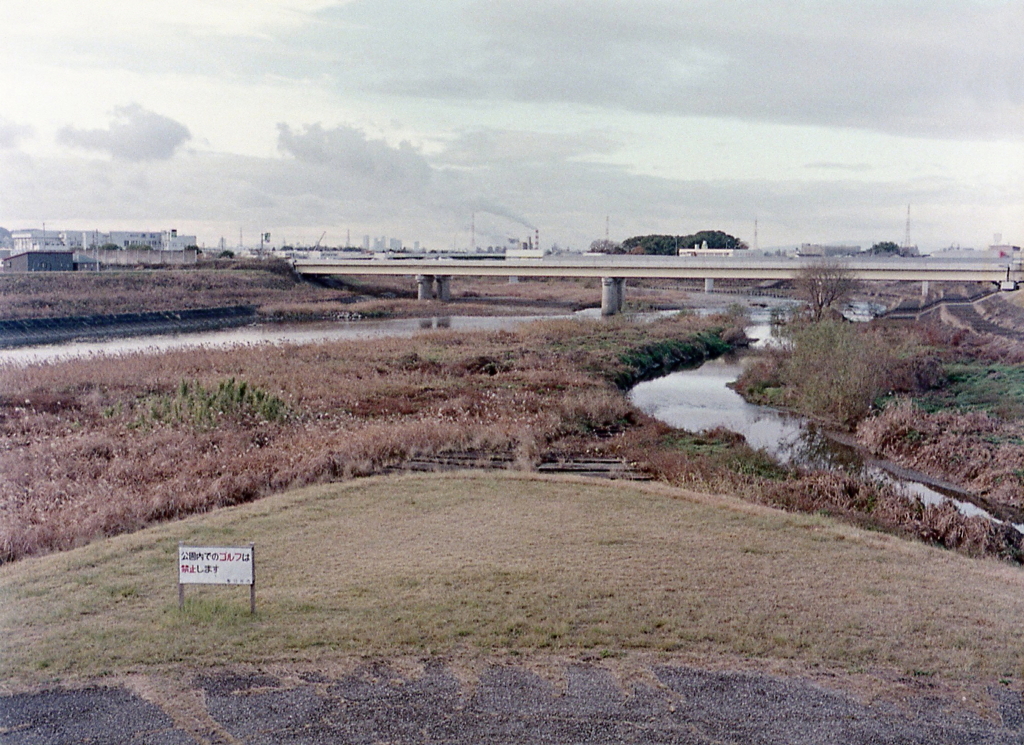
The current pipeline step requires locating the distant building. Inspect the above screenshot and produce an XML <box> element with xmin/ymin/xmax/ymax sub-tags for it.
<box><xmin>60</xmin><ymin>231</ymin><xmax>107</xmax><ymax>250</ymax></box>
<box><xmin>3</xmin><ymin>251</ymin><xmax>75</xmax><ymax>272</ymax></box>
<box><xmin>506</xmin><ymin>247</ymin><xmax>549</xmax><ymax>259</ymax></box>
<box><xmin>72</xmin><ymin>253</ymin><xmax>101</xmax><ymax>271</ymax></box>
<box><xmin>797</xmin><ymin>244</ymin><xmax>862</xmax><ymax>258</ymax></box>
<box><xmin>991</xmin><ymin>244</ymin><xmax>1021</xmax><ymax>257</ymax></box>
<box><xmin>161</xmin><ymin>229</ymin><xmax>197</xmax><ymax>250</ymax></box>
<box><xmin>107</xmin><ymin>230</ymin><xmax>165</xmax><ymax>249</ymax></box>
<box><xmin>12</xmin><ymin>227</ymin><xmax>196</xmax><ymax>252</ymax></box>
<box><xmin>12</xmin><ymin>230</ymin><xmax>65</xmax><ymax>253</ymax></box>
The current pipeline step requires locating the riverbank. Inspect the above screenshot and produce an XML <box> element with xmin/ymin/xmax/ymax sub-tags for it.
<box><xmin>4</xmin><ymin>473</ymin><xmax>1024</xmax><ymax>742</ymax></box>
<box><xmin>0</xmin><ymin>312</ymin><xmax>737</xmax><ymax>563</ymax></box>
<box><xmin>0</xmin><ymin>305</ymin><xmax>259</xmax><ymax>348</ymax></box>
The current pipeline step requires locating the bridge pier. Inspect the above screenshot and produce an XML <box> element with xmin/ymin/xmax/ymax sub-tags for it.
<box><xmin>436</xmin><ymin>275</ymin><xmax>451</xmax><ymax>302</ymax></box>
<box><xmin>416</xmin><ymin>275</ymin><xmax>452</xmax><ymax>302</ymax></box>
<box><xmin>704</xmin><ymin>277</ymin><xmax>715</xmax><ymax>293</ymax></box>
<box><xmin>921</xmin><ymin>280</ymin><xmax>929</xmax><ymax>299</ymax></box>
<box><xmin>601</xmin><ymin>277</ymin><xmax>626</xmax><ymax>315</ymax></box>
<box><xmin>416</xmin><ymin>274</ymin><xmax>435</xmax><ymax>300</ymax></box>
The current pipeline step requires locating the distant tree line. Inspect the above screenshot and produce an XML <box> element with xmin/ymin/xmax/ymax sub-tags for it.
<box><xmin>590</xmin><ymin>230</ymin><xmax>749</xmax><ymax>255</ymax></box>
<box><xmin>867</xmin><ymin>241</ymin><xmax>901</xmax><ymax>256</ymax></box>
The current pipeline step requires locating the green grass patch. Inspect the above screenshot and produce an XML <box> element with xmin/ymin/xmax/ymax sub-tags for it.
<box><xmin>915</xmin><ymin>362</ymin><xmax>1024</xmax><ymax>420</ymax></box>
<box><xmin>662</xmin><ymin>430</ymin><xmax>791</xmax><ymax>481</ymax></box>
<box><xmin>139</xmin><ymin>377</ymin><xmax>289</xmax><ymax>429</ymax></box>
<box><xmin>4</xmin><ymin>473</ymin><xmax>1024</xmax><ymax>687</ymax></box>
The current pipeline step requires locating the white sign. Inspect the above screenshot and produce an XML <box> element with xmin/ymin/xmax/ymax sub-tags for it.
<box><xmin>178</xmin><ymin>545</ymin><xmax>254</xmax><ymax>585</ymax></box>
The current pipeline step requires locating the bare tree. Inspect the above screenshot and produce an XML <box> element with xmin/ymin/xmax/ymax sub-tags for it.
<box><xmin>796</xmin><ymin>258</ymin><xmax>858</xmax><ymax>322</ymax></box>
<box><xmin>588</xmin><ymin>238</ymin><xmax>623</xmax><ymax>254</ymax></box>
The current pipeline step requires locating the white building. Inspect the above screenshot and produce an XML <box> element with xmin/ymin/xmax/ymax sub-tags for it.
<box><xmin>60</xmin><ymin>231</ymin><xmax>108</xmax><ymax>250</ymax></box>
<box><xmin>14</xmin><ymin>228</ymin><xmax>196</xmax><ymax>251</ymax></box>
<box><xmin>107</xmin><ymin>230</ymin><xmax>165</xmax><ymax>249</ymax></box>
<box><xmin>161</xmin><ymin>229</ymin><xmax>197</xmax><ymax>250</ymax></box>
<box><xmin>12</xmin><ymin>230</ymin><xmax>65</xmax><ymax>253</ymax></box>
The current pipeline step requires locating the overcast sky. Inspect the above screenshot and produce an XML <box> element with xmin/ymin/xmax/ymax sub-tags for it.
<box><xmin>0</xmin><ymin>0</ymin><xmax>1020</xmax><ymax>252</ymax></box>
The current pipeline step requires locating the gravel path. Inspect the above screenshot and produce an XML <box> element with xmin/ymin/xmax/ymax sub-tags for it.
<box><xmin>3</xmin><ymin>660</ymin><xmax>1023</xmax><ymax>744</ymax></box>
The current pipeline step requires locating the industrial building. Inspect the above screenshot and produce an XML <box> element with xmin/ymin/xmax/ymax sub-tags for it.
<box><xmin>2</xmin><ymin>251</ymin><xmax>75</xmax><ymax>272</ymax></box>
<box><xmin>11</xmin><ymin>228</ymin><xmax>197</xmax><ymax>253</ymax></box>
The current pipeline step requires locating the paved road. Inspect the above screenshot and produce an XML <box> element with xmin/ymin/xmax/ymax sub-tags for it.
<box><xmin>3</xmin><ymin>661</ymin><xmax>1023</xmax><ymax>744</ymax></box>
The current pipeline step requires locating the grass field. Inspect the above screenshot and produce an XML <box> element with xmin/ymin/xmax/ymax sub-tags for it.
<box><xmin>3</xmin><ymin>472</ymin><xmax>1024</xmax><ymax>692</ymax></box>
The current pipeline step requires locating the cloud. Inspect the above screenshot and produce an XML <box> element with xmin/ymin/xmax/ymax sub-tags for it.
<box><xmin>276</xmin><ymin>123</ymin><xmax>432</xmax><ymax>192</ymax></box>
<box><xmin>0</xmin><ymin>118</ymin><xmax>33</xmax><ymax>149</ymax></box>
<box><xmin>804</xmin><ymin>162</ymin><xmax>874</xmax><ymax>173</ymax></box>
<box><xmin>57</xmin><ymin>104</ymin><xmax>191</xmax><ymax>160</ymax></box>
<box><xmin>312</xmin><ymin>0</ymin><xmax>1023</xmax><ymax>141</ymax></box>
<box><xmin>438</xmin><ymin>128</ymin><xmax>619</xmax><ymax>168</ymax></box>
<box><xmin>1</xmin><ymin>113</ymin><xmax>1018</xmax><ymax>253</ymax></box>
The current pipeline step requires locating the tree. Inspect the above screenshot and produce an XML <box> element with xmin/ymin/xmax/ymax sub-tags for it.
<box><xmin>620</xmin><ymin>230</ymin><xmax>748</xmax><ymax>256</ymax></box>
<box><xmin>796</xmin><ymin>258</ymin><xmax>857</xmax><ymax>322</ymax></box>
<box><xmin>868</xmin><ymin>241</ymin><xmax>900</xmax><ymax>255</ymax></box>
<box><xmin>588</xmin><ymin>238</ymin><xmax>623</xmax><ymax>254</ymax></box>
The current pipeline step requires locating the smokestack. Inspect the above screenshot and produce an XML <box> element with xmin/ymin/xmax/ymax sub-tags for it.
<box><xmin>535</xmin><ymin>229</ymin><xmax>539</xmax><ymax>253</ymax></box>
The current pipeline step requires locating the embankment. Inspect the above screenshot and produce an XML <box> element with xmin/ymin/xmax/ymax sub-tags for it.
<box><xmin>0</xmin><ymin>306</ymin><xmax>257</xmax><ymax>348</ymax></box>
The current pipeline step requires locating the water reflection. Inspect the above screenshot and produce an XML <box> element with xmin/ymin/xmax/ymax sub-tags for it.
<box><xmin>629</xmin><ymin>351</ymin><xmax>1015</xmax><ymax>528</ymax></box>
<box><xmin>419</xmin><ymin>317</ymin><xmax>452</xmax><ymax>329</ymax></box>
<box><xmin>0</xmin><ymin>315</ymin><xmax>548</xmax><ymax>366</ymax></box>
<box><xmin>779</xmin><ymin>425</ymin><xmax>864</xmax><ymax>472</ymax></box>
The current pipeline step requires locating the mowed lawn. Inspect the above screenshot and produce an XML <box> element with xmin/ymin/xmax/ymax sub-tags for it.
<box><xmin>3</xmin><ymin>472</ymin><xmax>1024</xmax><ymax>688</ymax></box>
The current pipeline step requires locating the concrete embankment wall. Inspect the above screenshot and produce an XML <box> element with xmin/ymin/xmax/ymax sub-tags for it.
<box><xmin>0</xmin><ymin>306</ymin><xmax>257</xmax><ymax>348</ymax></box>
<box><xmin>92</xmin><ymin>248</ymin><xmax>199</xmax><ymax>266</ymax></box>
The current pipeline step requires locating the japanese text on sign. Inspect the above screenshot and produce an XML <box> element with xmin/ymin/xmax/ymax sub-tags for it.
<box><xmin>178</xmin><ymin>545</ymin><xmax>253</xmax><ymax>585</ymax></box>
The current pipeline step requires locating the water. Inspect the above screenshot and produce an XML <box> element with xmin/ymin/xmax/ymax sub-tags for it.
<box><xmin>0</xmin><ymin>315</ymin><xmax>554</xmax><ymax>366</ymax></box>
<box><xmin>628</xmin><ymin>348</ymin><xmax>1020</xmax><ymax>529</ymax></box>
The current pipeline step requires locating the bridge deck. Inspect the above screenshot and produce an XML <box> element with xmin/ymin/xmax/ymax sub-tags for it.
<box><xmin>295</xmin><ymin>255</ymin><xmax>1020</xmax><ymax>283</ymax></box>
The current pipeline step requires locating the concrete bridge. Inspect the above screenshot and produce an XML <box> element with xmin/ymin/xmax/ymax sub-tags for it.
<box><xmin>293</xmin><ymin>254</ymin><xmax>1022</xmax><ymax>315</ymax></box>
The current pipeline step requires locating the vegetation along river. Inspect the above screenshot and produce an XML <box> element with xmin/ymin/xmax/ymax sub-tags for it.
<box><xmin>2</xmin><ymin>304</ymin><xmax>1009</xmax><ymax>530</ymax></box>
<box><xmin>630</xmin><ymin>314</ymin><xmax>1021</xmax><ymax>530</ymax></box>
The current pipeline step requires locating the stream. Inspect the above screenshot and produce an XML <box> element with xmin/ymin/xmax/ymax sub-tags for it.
<box><xmin>629</xmin><ymin>317</ymin><xmax>1020</xmax><ymax>529</ymax></box>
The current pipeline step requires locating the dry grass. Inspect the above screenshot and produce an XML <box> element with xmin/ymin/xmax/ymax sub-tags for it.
<box><xmin>1</xmin><ymin>265</ymin><xmax>702</xmax><ymax>323</ymax></box>
<box><xmin>0</xmin><ymin>314</ymin><xmax>731</xmax><ymax>563</ymax></box>
<box><xmin>606</xmin><ymin>417</ymin><xmax>1024</xmax><ymax>561</ymax></box>
<box><xmin>3</xmin><ymin>472</ymin><xmax>1024</xmax><ymax>690</ymax></box>
<box><xmin>0</xmin><ymin>262</ymin><xmax>343</xmax><ymax>319</ymax></box>
<box><xmin>859</xmin><ymin>399</ymin><xmax>1024</xmax><ymax>511</ymax></box>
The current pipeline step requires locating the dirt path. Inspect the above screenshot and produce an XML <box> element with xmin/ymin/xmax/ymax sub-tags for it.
<box><xmin>3</xmin><ymin>659</ymin><xmax>1023</xmax><ymax>744</ymax></box>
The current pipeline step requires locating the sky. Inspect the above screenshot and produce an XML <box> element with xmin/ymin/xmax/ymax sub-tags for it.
<box><xmin>0</xmin><ymin>0</ymin><xmax>1020</xmax><ymax>253</ymax></box>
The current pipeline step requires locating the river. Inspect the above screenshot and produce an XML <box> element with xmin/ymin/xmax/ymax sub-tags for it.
<box><xmin>0</xmin><ymin>315</ymin><xmax>553</xmax><ymax>366</ymax></box>
<box><xmin>2</xmin><ymin>304</ymin><xmax>1008</xmax><ymax>528</ymax></box>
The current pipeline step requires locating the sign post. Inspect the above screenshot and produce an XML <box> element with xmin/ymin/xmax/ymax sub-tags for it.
<box><xmin>178</xmin><ymin>542</ymin><xmax>256</xmax><ymax>613</ymax></box>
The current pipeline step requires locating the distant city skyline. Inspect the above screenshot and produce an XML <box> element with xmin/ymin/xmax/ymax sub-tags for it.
<box><xmin>0</xmin><ymin>1</ymin><xmax>1020</xmax><ymax>253</ymax></box>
